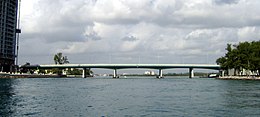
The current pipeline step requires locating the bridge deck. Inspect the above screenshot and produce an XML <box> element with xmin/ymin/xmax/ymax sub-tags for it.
<box><xmin>22</xmin><ymin>64</ymin><xmax>220</xmax><ymax>70</ymax></box>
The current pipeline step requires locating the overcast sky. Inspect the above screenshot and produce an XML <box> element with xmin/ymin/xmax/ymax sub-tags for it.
<box><xmin>19</xmin><ymin>0</ymin><xmax>260</xmax><ymax>66</ymax></box>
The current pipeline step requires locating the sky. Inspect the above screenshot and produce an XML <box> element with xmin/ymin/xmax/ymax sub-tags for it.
<box><xmin>19</xmin><ymin>0</ymin><xmax>260</xmax><ymax>67</ymax></box>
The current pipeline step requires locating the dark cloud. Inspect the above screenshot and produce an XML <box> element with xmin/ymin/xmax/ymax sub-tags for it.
<box><xmin>214</xmin><ymin>0</ymin><xmax>240</xmax><ymax>5</ymax></box>
<box><xmin>121</xmin><ymin>35</ymin><xmax>138</xmax><ymax>42</ymax></box>
<box><xmin>21</xmin><ymin>27</ymin><xmax>86</xmax><ymax>43</ymax></box>
<box><xmin>85</xmin><ymin>31</ymin><xmax>102</xmax><ymax>41</ymax></box>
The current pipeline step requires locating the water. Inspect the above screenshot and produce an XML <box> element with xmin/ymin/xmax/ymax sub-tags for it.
<box><xmin>1</xmin><ymin>77</ymin><xmax>260</xmax><ymax>117</ymax></box>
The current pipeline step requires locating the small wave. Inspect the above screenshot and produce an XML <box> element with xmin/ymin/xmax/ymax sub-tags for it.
<box><xmin>23</xmin><ymin>111</ymin><xmax>41</xmax><ymax>116</ymax></box>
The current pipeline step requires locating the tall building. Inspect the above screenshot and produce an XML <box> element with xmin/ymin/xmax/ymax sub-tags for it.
<box><xmin>0</xmin><ymin>0</ymin><xmax>20</xmax><ymax>72</ymax></box>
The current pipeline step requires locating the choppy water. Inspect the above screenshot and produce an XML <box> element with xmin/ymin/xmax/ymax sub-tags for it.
<box><xmin>1</xmin><ymin>77</ymin><xmax>260</xmax><ymax>117</ymax></box>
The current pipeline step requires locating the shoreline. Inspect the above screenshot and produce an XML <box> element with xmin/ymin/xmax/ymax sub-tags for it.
<box><xmin>1</xmin><ymin>73</ymin><xmax>260</xmax><ymax>80</ymax></box>
<box><xmin>217</xmin><ymin>76</ymin><xmax>260</xmax><ymax>80</ymax></box>
<box><xmin>0</xmin><ymin>74</ymin><xmax>66</xmax><ymax>78</ymax></box>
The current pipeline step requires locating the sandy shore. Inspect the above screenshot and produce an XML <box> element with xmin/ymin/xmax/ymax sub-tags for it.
<box><xmin>217</xmin><ymin>76</ymin><xmax>260</xmax><ymax>80</ymax></box>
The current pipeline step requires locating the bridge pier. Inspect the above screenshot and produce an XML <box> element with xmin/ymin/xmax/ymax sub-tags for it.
<box><xmin>157</xmin><ymin>69</ymin><xmax>163</xmax><ymax>78</ymax></box>
<box><xmin>220</xmin><ymin>70</ymin><xmax>225</xmax><ymax>77</ymax></box>
<box><xmin>189</xmin><ymin>68</ymin><xmax>194</xmax><ymax>78</ymax></box>
<box><xmin>82</xmin><ymin>68</ymin><xmax>87</xmax><ymax>78</ymax></box>
<box><xmin>113</xmin><ymin>69</ymin><xmax>119</xmax><ymax>78</ymax></box>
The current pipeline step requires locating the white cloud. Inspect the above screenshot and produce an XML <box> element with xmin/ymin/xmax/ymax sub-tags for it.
<box><xmin>238</xmin><ymin>27</ymin><xmax>260</xmax><ymax>41</ymax></box>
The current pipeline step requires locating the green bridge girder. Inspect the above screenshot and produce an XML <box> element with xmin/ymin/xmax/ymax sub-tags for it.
<box><xmin>21</xmin><ymin>64</ymin><xmax>221</xmax><ymax>70</ymax></box>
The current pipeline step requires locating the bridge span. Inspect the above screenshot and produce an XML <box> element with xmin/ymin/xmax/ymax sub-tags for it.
<box><xmin>21</xmin><ymin>64</ymin><xmax>221</xmax><ymax>78</ymax></box>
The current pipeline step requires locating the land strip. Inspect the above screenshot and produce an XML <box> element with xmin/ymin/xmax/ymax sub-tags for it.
<box><xmin>217</xmin><ymin>76</ymin><xmax>260</xmax><ymax>80</ymax></box>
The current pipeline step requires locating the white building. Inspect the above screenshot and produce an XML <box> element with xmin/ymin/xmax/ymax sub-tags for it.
<box><xmin>144</xmin><ymin>71</ymin><xmax>155</xmax><ymax>75</ymax></box>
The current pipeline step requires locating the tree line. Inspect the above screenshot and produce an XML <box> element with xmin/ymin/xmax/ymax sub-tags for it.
<box><xmin>20</xmin><ymin>52</ymin><xmax>92</xmax><ymax>76</ymax></box>
<box><xmin>216</xmin><ymin>41</ymin><xmax>260</xmax><ymax>76</ymax></box>
<box><xmin>53</xmin><ymin>52</ymin><xmax>92</xmax><ymax>76</ymax></box>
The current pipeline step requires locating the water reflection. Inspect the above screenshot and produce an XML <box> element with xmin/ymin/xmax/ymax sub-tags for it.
<box><xmin>0</xmin><ymin>79</ymin><xmax>16</xmax><ymax>116</ymax></box>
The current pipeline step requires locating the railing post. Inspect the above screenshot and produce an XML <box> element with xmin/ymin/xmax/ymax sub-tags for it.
<box><xmin>189</xmin><ymin>68</ymin><xmax>194</xmax><ymax>78</ymax></box>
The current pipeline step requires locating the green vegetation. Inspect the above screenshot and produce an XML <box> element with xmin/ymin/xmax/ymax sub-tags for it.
<box><xmin>216</xmin><ymin>41</ymin><xmax>260</xmax><ymax>76</ymax></box>
<box><xmin>66</xmin><ymin>68</ymin><xmax>82</xmax><ymax>75</ymax></box>
<box><xmin>19</xmin><ymin>53</ymin><xmax>93</xmax><ymax>77</ymax></box>
<box><xmin>20</xmin><ymin>62</ymin><xmax>33</xmax><ymax>74</ymax></box>
<box><xmin>54</xmin><ymin>52</ymin><xmax>69</xmax><ymax>65</ymax></box>
<box><xmin>165</xmin><ymin>72</ymin><xmax>213</xmax><ymax>77</ymax></box>
<box><xmin>52</xmin><ymin>52</ymin><xmax>92</xmax><ymax>76</ymax></box>
<box><xmin>66</xmin><ymin>68</ymin><xmax>93</xmax><ymax>76</ymax></box>
<box><xmin>52</xmin><ymin>52</ymin><xmax>69</xmax><ymax>75</ymax></box>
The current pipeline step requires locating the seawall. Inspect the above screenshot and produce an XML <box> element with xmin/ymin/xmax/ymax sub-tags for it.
<box><xmin>217</xmin><ymin>76</ymin><xmax>260</xmax><ymax>80</ymax></box>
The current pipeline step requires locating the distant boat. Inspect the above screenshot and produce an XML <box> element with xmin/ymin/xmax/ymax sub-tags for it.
<box><xmin>208</xmin><ymin>73</ymin><xmax>218</xmax><ymax>78</ymax></box>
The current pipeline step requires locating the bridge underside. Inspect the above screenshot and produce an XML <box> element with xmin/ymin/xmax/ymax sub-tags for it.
<box><xmin>20</xmin><ymin>64</ymin><xmax>221</xmax><ymax>78</ymax></box>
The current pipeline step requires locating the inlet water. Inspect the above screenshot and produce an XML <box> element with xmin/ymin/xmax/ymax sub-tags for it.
<box><xmin>1</xmin><ymin>77</ymin><xmax>260</xmax><ymax>116</ymax></box>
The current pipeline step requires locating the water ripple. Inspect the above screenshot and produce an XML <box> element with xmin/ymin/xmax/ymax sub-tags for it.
<box><xmin>0</xmin><ymin>77</ymin><xmax>260</xmax><ymax>116</ymax></box>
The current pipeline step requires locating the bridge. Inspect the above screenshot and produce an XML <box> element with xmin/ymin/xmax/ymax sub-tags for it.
<box><xmin>21</xmin><ymin>64</ymin><xmax>221</xmax><ymax>78</ymax></box>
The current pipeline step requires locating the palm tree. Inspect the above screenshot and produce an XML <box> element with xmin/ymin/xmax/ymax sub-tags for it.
<box><xmin>54</xmin><ymin>52</ymin><xmax>69</xmax><ymax>64</ymax></box>
<box><xmin>53</xmin><ymin>53</ymin><xmax>69</xmax><ymax>76</ymax></box>
<box><xmin>63</xmin><ymin>56</ymin><xmax>69</xmax><ymax>64</ymax></box>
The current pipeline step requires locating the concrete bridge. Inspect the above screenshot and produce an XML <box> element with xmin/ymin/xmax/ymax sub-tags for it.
<box><xmin>21</xmin><ymin>64</ymin><xmax>221</xmax><ymax>78</ymax></box>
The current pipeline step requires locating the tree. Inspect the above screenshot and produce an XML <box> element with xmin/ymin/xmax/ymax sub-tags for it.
<box><xmin>216</xmin><ymin>56</ymin><xmax>227</xmax><ymax>69</ymax></box>
<box><xmin>53</xmin><ymin>53</ymin><xmax>69</xmax><ymax>76</ymax></box>
<box><xmin>54</xmin><ymin>52</ymin><xmax>69</xmax><ymax>65</ymax></box>
<box><xmin>20</xmin><ymin>62</ymin><xmax>31</xmax><ymax>73</ymax></box>
<box><xmin>216</xmin><ymin>41</ymin><xmax>260</xmax><ymax>76</ymax></box>
<box><xmin>67</xmin><ymin>68</ymin><xmax>82</xmax><ymax>75</ymax></box>
<box><xmin>250</xmin><ymin>41</ymin><xmax>260</xmax><ymax>75</ymax></box>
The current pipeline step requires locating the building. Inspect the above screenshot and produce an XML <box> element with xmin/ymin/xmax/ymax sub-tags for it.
<box><xmin>144</xmin><ymin>71</ymin><xmax>155</xmax><ymax>75</ymax></box>
<box><xmin>0</xmin><ymin>0</ymin><xmax>20</xmax><ymax>72</ymax></box>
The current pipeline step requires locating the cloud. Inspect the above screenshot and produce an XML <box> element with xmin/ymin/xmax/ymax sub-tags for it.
<box><xmin>214</xmin><ymin>0</ymin><xmax>240</xmax><ymax>5</ymax></box>
<box><xmin>238</xmin><ymin>26</ymin><xmax>260</xmax><ymax>41</ymax></box>
<box><xmin>19</xmin><ymin>0</ymin><xmax>260</xmax><ymax>65</ymax></box>
<box><xmin>122</xmin><ymin>35</ymin><xmax>138</xmax><ymax>42</ymax></box>
<box><xmin>84</xmin><ymin>26</ymin><xmax>102</xmax><ymax>41</ymax></box>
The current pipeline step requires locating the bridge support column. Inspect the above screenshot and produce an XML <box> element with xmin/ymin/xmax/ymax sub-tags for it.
<box><xmin>157</xmin><ymin>69</ymin><xmax>163</xmax><ymax>78</ymax></box>
<box><xmin>82</xmin><ymin>68</ymin><xmax>87</xmax><ymax>78</ymax></box>
<box><xmin>189</xmin><ymin>68</ymin><xmax>194</xmax><ymax>78</ymax></box>
<box><xmin>113</xmin><ymin>69</ymin><xmax>119</xmax><ymax>78</ymax></box>
<box><xmin>220</xmin><ymin>70</ymin><xmax>225</xmax><ymax>77</ymax></box>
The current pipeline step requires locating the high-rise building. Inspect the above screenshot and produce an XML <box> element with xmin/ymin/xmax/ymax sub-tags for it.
<box><xmin>0</xmin><ymin>0</ymin><xmax>20</xmax><ymax>72</ymax></box>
